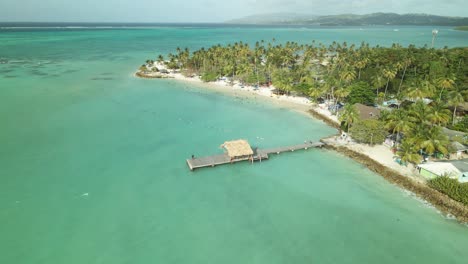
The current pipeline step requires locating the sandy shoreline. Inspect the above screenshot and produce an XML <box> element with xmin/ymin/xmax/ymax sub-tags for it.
<box><xmin>170</xmin><ymin>73</ymin><xmax>314</xmax><ymax>116</ymax></box>
<box><xmin>135</xmin><ymin>69</ymin><xmax>468</xmax><ymax>223</ymax></box>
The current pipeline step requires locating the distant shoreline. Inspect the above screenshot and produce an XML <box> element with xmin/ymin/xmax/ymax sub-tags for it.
<box><xmin>454</xmin><ymin>26</ymin><xmax>468</xmax><ymax>31</ymax></box>
<box><xmin>135</xmin><ymin>68</ymin><xmax>313</xmax><ymax>117</ymax></box>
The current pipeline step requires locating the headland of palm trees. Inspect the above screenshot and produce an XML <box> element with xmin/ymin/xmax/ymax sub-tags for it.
<box><xmin>136</xmin><ymin>40</ymin><xmax>468</xmax><ymax>222</ymax></box>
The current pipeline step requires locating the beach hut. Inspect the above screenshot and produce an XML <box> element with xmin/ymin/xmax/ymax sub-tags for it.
<box><xmin>418</xmin><ymin>162</ymin><xmax>460</xmax><ymax>180</ymax></box>
<box><xmin>221</xmin><ymin>139</ymin><xmax>254</xmax><ymax>162</ymax></box>
<box><xmin>449</xmin><ymin>141</ymin><xmax>468</xmax><ymax>160</ymax></box>
<box><xmin>354</xmin><ymin>103</ymin><xmax>381</xmax><ymax>120</ymax></box>
<box><xmin>418</xmin><ymin>159</ymin><xmax>468</xmax><ymax>183</ymax></box>
<box><xmin>449</xmin><ymin>160</ymin><xmax>468</xmax><ymax>183</ymax></box>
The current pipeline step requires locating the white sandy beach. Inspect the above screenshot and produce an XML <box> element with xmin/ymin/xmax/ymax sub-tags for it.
<box><xmin>140</xmin><ymin>63</ymin><xmax>422</xmax><ymax>181</ymax></box>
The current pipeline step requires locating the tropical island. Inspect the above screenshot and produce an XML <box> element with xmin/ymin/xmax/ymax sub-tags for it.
<box><xmin>137</xmin><ymin>40</ymin><xmax>468</xmax><ymax>222</ymax></box>
<box><xmin>227</xmin><ymin>12</ymin><xmax>468</xmax><ymax>26</ymax></box>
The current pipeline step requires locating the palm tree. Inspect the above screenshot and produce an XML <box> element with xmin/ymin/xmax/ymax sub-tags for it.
<box><xmin>340</xmin><ymin>67</ymin><xmax>357</xmax><ymax>84</ymax></box>
<box><xmin>397</xmin><ymin>140</ymin><xmax>422</xmax><ymax>164</ymax></box>
<box><xmin>385</xmin><ymin>109</ymin><xmax>413</xmax><ymax>145</ymax></box>
<box><xmin>334</xmin><ymin>87</ymin><xmax>351</xmax><ymax>106</ymax></box>
<box><xmin>420</xmin><ymin>126</ymin><xmax>449</xmax><ymax>157</ymax></box>
<box><xmin>404</xmin><ymin>80</ymin><xmax>433</xmax><ymax>100</ymax></box>
<box><xmin>157</xmin><ymin>55</ymin><xmax>164</xmax><ymax>63</ymax></box>
<box><xmin>382</xmin><ymin>67</ymin><xmax>397</xmax><ymax>102</ymax></box>
<box><xmin>448</xmin><ymin>86</ymin><xmax>466</xmax><ymax>126</ymax></box>
<box><xmin>427</xmin><ymin>101</ymin><xmax>451</xmax><ymax>126</ymax></box>
<box><xmin>409</xmin><ymin>100</ymin><xmax>432</xmax><ymax>124</ymax></box>
<box><xmin>308</xmin><ymin>84</ymin><xmax>327</xmax><ymax>102</ymax></box>
<box><xmin>437</xmin><ymin>75</ymin><xmax>456</xmax><ymax>100</ymax></box>
<box><xmin>355</xmin><ymin>57</ymin><xmax>368</xmax><ymax>80</ymax></box>
<box><xmin>339</xmin><ymin>104</ymin><xmax>359</xmax><ymax>132</ymax></box>
<box><xmin>397</xmin><ymin>57</ymin><xmax>412</xmax><ymax>96</ymax></box>
<box><xmin>371</xmin><ymin>75</ymin><xmax>386</xmax><ymax>99</ymax></box>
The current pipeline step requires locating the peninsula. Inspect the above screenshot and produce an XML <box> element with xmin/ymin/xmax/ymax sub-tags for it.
<box><xmin>136</xmin><ymin>40</ymin><xmax>468</xmax><ymax>222</ymax></box>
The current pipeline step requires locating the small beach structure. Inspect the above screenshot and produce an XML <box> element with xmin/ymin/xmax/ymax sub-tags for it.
<box><xmin>418</xmin><ymin>159</ymin><xmax>468</xmax><ymax>183</ymax></box>
<box><xmin>221</xmin><ymin>139</ymin><xmax>254</xmax><ymax>162</ymax></box>
<box><xmin>186</xmin><ymin>139</ymin><xmax>324</xmax><ymax>171</ymax></box>
<box><xmin>354</xmin><ymin>103</ymin><xmax>381</xmax><ymax>120</ymax></box>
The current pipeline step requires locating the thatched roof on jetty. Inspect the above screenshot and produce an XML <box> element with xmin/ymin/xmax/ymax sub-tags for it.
<box><xmin>221</xmin><ymin>139</ymin><xmax>253</xmax><ymax>158</ymax></box>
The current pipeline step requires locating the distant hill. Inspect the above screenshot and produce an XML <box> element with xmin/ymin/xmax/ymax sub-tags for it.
<box><xmin>226</xmin><ymin>13</ymin><xmax>318</xmax><ymax>24</ymax></box>
<box><xmin>227</xmin><ymin>13</ymin><xmax>468</xmax><ymax>26</ymax></box>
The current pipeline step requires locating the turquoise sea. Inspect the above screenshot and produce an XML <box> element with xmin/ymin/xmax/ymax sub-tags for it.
<box><xmin>1</xmin><ymin>25</ymin><xmax>467</xmax><ymax>263</ymax></box>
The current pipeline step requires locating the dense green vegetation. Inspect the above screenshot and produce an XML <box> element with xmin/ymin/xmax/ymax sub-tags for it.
<box><xmin>149</xmin><ymin>40</ymin><xmax>467</xmax><ymax>164</ymax></box>
<box><xmin>428</xmin><ymin>176</ymin><xmax>468</xmax><ymax>205</ymax></box>
<box><xmin>349</xmin><ymin>119</ymin><xmax>387</xmax><ymax>145</ymax></box>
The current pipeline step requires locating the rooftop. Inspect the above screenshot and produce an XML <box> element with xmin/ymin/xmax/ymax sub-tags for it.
<box><xmin>444</xmin><ymin>159</ymin><xmax>468</xmax><ymax>172</ymax></box>
<box><xmin>354</xmin><ymin>103</ymin><xmax>381</xmax><ymax>120</ymax></box>
<box><xmin>419</xmin><ymin>162</ymin><xmax>460</xmax><ymax>178</ymax></box>
<box><xmin>221</xmin><ymin>139</ymin><xmax>254</xmax><ymax>158</ymax></box>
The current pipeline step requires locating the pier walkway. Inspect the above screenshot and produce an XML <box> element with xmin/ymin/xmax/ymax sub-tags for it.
<box><xmin>186</xmin><ymin>141</ymin><xmax>324</xmax><ymax>171</ymax></box>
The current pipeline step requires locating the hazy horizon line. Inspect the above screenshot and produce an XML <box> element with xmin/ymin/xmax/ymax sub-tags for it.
<box><xmin>1</xmin><ymin>11</ymin><xmax>467</xmax><ymax>24</ymax></box>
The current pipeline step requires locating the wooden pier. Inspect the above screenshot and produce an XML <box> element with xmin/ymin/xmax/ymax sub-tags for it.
<box><xmin>186</xmin><ymin>141</ymin><xmax>324</xmax><ymax>171</ymax></box>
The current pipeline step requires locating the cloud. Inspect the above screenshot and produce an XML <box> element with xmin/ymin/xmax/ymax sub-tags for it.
<box><xmin>0</xmin><ymin>0</ymin><xmax>466</xmax><ymax>22</ymax></box>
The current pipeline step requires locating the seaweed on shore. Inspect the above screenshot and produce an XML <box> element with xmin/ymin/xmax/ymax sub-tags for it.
<box><xmin>308</xmin><ymin>108</ymin><xmax>340</xmax><ymax>129</ymax></box>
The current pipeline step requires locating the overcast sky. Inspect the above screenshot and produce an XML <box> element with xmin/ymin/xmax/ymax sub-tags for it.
<box><xmin>0</xmin><ymin>0</ymin><xmax>466</xmax><ymax>22</ymax></box>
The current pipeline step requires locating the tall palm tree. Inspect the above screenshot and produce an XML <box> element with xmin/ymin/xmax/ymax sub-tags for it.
<box><xmin>355</xmin><ymin>57</ymin><xmax>368</xmax><ymax>80</ymax></box>
<box><xmin>339</xmin><ymin>104</ymin><xmax>359</xmax><ymax>132</ymax></box>
<box><xmin>157</xmin><ymin>55</ymin><xmax>164</xmax><ymax>63</ymax></box>
<box><xmin>448</xmin><ymin>86</ymin><xmax>466</xmax><ymax>126</ymax></box>
<box><xmin>427</xmin><ymin>101</ymin><xmax>451</xmax><ymax>126</ymax></box>
<box><xmin>385</xmin><ymin>109</ymin><xmax>413</xmax><ymax>145</ymax></box>
<box><xmin>420</xmin><ymin>126</ymin><xmax>449</xmax><ymax>157</ymax></box>
<box><xmin>382</xmin><ymin>67</ymin><xmax>397</xmax><ymax>102</ymax></box>
<box><xmin>409</xmin><ymin>100</ymin><xmax>432</xmax><ymax>124</ymax></box>
<box><xmin>404</xmin><ymin>80</ymin><xmax>433</xmax><ymax>100</ymax></box>
<box><xmin>340</xmin><ymin>67</ymin><xmax>357</xmax><ymax>84</ymax></box>
<box><xmin>371</xmin><ymin>75</ymin><xmax>386</xmax><ymax>99</ymax></box>
<box><xmin>335</xmin><ymin>87</ymin><xmax>351</xmax><ymax>106</ymax></box>
<box><xmin>437</xmin><ymin>75</ymin><xmax>456</xmax><ymax>100</ymax></box>
<box><xmin>397</xmin><ymin>140</ymin><xmax>422</xmax><ymax>164</ymax></box>
<box><xmin>397</xmin><ymin>56</ymin><xmax>413</xmax><ymax>96</ymax></box>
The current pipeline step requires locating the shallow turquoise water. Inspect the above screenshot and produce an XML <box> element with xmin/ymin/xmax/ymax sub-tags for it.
<box><xmin>1</xmin><ymin>26</ymin><xmax>468</xmax><ymax>264</ymax></box>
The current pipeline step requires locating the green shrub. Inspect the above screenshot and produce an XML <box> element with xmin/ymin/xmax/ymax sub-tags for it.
<box><xmin>349</xmin><ymin>119</ymin><xmax>387</xmax><ymax>145</ymax></box>
<box><xmin>428</xmin><ymin>176</ymin><xmax>468</xmax><ymax>205</ymax></box>
<box><xmin>200</xmin><ymin>71</ymin><xmax>218</xmax><ymax>82</ymax></box>
<box><xmin>451</xmin><ymin>115</ymin><xmax>468</xmax><ymax>133</ymax></box>
<box><xmin>347</xmin><ymin>81</ymin><xmax>375</xmax><ymax>105</ymax></box>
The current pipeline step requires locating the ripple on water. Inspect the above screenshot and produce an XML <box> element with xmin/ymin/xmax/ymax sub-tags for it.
<box><xmin>29</xmin><ymin>70</ymin><xmax>48</xmax><ymax>76</ymax></box>
<box><xmin>61</xmin><ymin>69</ymin><xmax>80</xmax><ymax>74</ymax></box>
<box><xmin>0</xmin><ymin>69</ymin><xmax>14</xmax><ymax>74</ymax></box>
<box><xmin>91</xmin><ymin>77</ymin><xmax>114</xmax><ymax>81</ymax></box>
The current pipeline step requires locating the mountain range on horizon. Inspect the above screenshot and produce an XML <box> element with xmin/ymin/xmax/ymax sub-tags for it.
<box><xmin>226</xmin><ymin>12</ymin><xmax>468</xmax><ymax>26</ymax></box>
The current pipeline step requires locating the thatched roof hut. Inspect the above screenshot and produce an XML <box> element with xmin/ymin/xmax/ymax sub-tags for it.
<box><xmin>221</xmin><ymin>139</ymin><xmax>253</xmax><ymax>158</ymax></box>
<box><xmin>354</xmin><ymin>103</ymin><xmax>381</xmax><ymax>120</ymax></box>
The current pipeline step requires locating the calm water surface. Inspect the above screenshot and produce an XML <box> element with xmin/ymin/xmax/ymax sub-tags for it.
<box><xmin>1</xmin><ymin>25</ymin><xmax>467</xmax><ymax>263</ymax></box>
